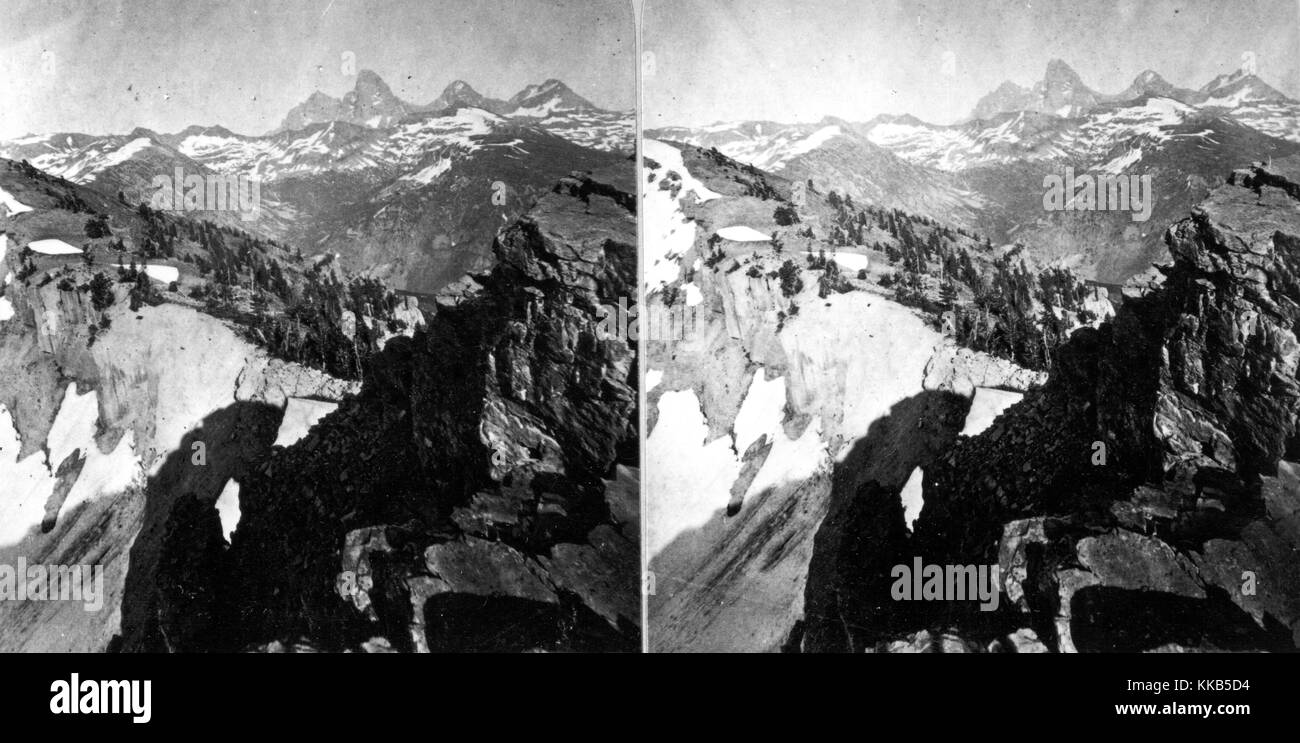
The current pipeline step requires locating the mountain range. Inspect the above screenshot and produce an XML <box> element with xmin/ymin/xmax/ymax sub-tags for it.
<box><xmin>0</xmin><ymin>73</ymin><xmax>631</xmax><ymax>295</ymax></box>
<box><xmin>277</xmin><ymin>70</ymin><xmax>609</xmax><ymax>131</ymax></box>
<box><xmin>648</xmin><ymin>60</ymin><xmax>1300</xmax><ymax>283</ymax></box>
<box><xmin>971</xmin><ymin>59</ymin><xmax>1294</xmax><ymax>121</ymax></box>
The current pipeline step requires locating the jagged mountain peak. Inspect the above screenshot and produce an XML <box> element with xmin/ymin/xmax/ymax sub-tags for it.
<box><xmin>343</xmin><ymin>69</ymin><xmax>402</xmax><ymax>106</ymax></box>
<box><xmin>125</xmin><ymin>126</ymin><xmax>162</xmax><ymax>141</ymax></box>
<box><xmin>507</xmin><ymin>78</ymin><xmax>600</xmax><ymax>115</ymax></box>
<box><xmin>427</xmin><ymin>80</ymin><xmax>510</xmax><ymax>115</ymax></box>
<box><xmin>971</xmin><ymin>59</ymin><xmax>1297</xmax><ymax>120</ymax></box>
<box><xmin>1200</xmin><ymin>68</ymin><xmax>1252</xmax><ymax>93</ymax></box>
<box><xmin>1198</xmin><ymin>70</ymin><xmax>1293</xmax><ymax>105</ymax></box>
<box><xmin>1043</xmin><ymin>58</ymin><xmax>1083</xmax><ymax>84</ymax></box>
<box><xmin>278</xmin><ymin>69</ymin><xmax>411</xmax><ymax>133</ymax></box>
<box><xmin>444</xmin><ymin>79</ymin><xmax>475</xmax><ymax>95</ymax></box>
<box><xmin>173</xmin><ymin>124</ymin><xmax>240</xmax><ymax>139</ymax></box>
<box><xmin>1114</xmin><ymin>69</ymin><xmax>1198</xmax><ymax>103</ymax></box>
<box><xmin>511</xmin><ymin>78</ymin><xmax>566</xmax><ymax>101</ymax></box>
<box><xmin>352</xmin><ymin>68</ymin><xmax>387</xmax><ymax>86</ymax></box>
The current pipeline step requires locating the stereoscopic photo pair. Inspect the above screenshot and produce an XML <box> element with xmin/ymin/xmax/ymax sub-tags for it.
<box><xmin>1</xmin><ymin>0</ymin><xmax>1298</xmax><ymax>654</ymax></box>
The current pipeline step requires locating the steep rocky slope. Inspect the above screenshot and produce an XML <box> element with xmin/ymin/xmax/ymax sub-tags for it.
<box><xmin>643</xmin><ymin>140</ymin><xmax>1049</xmax><ymax>651</ymax></box>
<box><xmin>0</xmin><ymin>232</ymin><xmax>358</xmax><ymax>652</ymax></box>
<box><xmin>801</xmin><ymin>157</ymin><xmax>1300</xmax><ymax>652</ymax></box>
<box><xmin>151</xmin><ymin>165</ymin><xmax>640</xmax><ymax>652</ymax></box>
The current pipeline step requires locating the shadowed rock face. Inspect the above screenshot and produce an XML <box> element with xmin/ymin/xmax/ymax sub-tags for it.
<box><xmin>804</xmin><ymin>157</ymin><xmax>1300</xmax><ymax>653</ymax></box>
<box><xmin>155</xmin><ymin>164</ymin><xmax>640</xmax><ymax>652</ymax></box>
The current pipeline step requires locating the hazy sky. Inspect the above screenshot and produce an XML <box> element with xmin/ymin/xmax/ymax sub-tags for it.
<box><xmin>0</xmin><ymin>0</ymin><xmax>634</xmax><ymax>138</ymax></box>
<box><xmin>644</xmin><ymin>0</ymin><xmax>1300</xmax><ymax>127</ymax></box>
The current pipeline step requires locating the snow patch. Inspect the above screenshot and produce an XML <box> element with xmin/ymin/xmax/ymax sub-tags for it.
<box><xmin>960</xmin><ymin>387</ymin><xmax>1023</xmax><ymax>436</ymax></box>
<box><xmin>1100</xmin><ymin>148</ymin><xmax>1143</xmax><ymax>174</ymax></box>
<box><xmin>273</xmin><ymin>398</ymin><xmax>338</xmax><ymax>447</ymax></box>
<box><xmin>646</xmin><ymin>389</ymin><xmax>742</xmax><ymax>557</ymax></box>
<box><xmin>781</xmin><ymin>293</ymin><xmax>943</xmax><ymax>454</ymax></box>
<box><xmin>733</xmin><ymin>374</ymin><xmax>785</xmax><ymax>454</ymax></box>
<box><xmin>716</xmin><ymin>225</ymin><xmax>771</xmax><ymax>242</ymax></box>
<box><xmin>647</xmin><ymin>374</ymin><xmax>829</xmax><ymax>558</ymax></box>
<box><xmin>113</xmin><ymin>263</ymin><xmax>179</xmax><ymax>284</ymax></box>
<box><xmin>29</xmin><ymin>238</ymin><xmax>82</xmax><ymax>255</ymax></box>
<box><xmin>0</xmin><ymin>384</ymin><xmax>141</xmax><ymax>548</ymax></box>
<box><xmin>402</xmin><ymin>157</ymin><xmax>453</xmax><ymax>185</ymax></box>
<box><xmin>511</xmin><ymin>97</ymin><xmax>565</xmax><ymax>118</ymax></box>
<box><xmin>778</xmin><ymin>125</ymin><xmax>841</xmax><ymax>167</ymax></box>
<box><xmin>643</xmin><ymin>139</ymin><xmax>721</xmax><ymax>291</ymax></box>
<box><xmin>97</xmin><ymin>137</ymin><xmax>153</xmax><ymax>170</ymax></box>
<box><xmin>683</xmin><ymin>283</ymin><xmax>703</xmax><ymax>306</ymax></box>
<box><xmin>215</xmin><ymin>479</ymin><xmax>241</xmax><ymax>542</ymax></box>
<box><xmin>0</xmin><ymin>185</ymin><xmax>34</xmax><ymax>215</ymax></box>
<box><xmin>900</xmin><ymin>466</ymin><xmax>924</xmax><ymax>530</ymax></box>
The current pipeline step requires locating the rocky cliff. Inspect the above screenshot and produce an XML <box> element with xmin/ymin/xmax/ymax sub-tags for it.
<box><xmin>802</xmin><ymin>157</ymin><xmax>1300</xmax><ymax>652</ymax></box>
<box><xmin>0</xmin><ymin>238</ymin><xmax>358</xmax><ymax>652</ymax></box>
<box><xmin>154</xmin><ymin>164</ymin><xmax>640</xmax><ymax>652</ymax></box>
<box><xmin>643</xmin><ymin>140</ymin><xmax>1048</xmax><ymax>651</ymax></box>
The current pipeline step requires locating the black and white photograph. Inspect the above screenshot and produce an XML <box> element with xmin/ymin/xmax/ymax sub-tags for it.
<box><xmin>0</xmin><ymin>0</ymin><xmax>1299</xmax><ymax>725</ymax></box>
<box><xmin>0</xmin><ymin>0</ymin><xmax>639</xmax><ymax>654</ymax></box>
<box><xmin>643</xmin><ymin>0</ymin><xmax>1300</xmax><ymax>654</ymax></box>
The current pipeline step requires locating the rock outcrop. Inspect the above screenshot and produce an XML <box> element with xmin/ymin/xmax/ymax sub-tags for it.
<box><xmin>156</xmin><ymin>165</ymin><xmax>640</xmax><ymax>652</ymax></box>
<box><xmin>803</xmin><ymin>157</ymin><xmax>1300</xmax><ymax>652</ymax></box>
<box><xmin>0</xmin><ymin>253</ymin><xmax>358</xmax><ymax>652</ymax></box>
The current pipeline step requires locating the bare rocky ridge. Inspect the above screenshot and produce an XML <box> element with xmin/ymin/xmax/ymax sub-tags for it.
<box><xmin>643</xmin><ymin>140</ymin><xmax>1053</xmax><ymax>652</ymax></box>
<box><xmin>153</xmin><ymin>165</ymin><xmax>640</xmax><ymax>652</ymax></box>
<box><xmin>801</xmin><ymin>157</ymin><xmax>1300</xmax><ymax>652</ymax></box>
<box><xmin>0</xmin><ymin>246</ymin><xmax>358</xmax><ymax>652</ymax></box>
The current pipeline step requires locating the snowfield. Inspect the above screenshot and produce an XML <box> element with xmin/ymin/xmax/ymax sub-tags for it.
<box><xmin>113</xmin><ymin>264</ymin><xmax>179</xmax><ymax>284</ymax></box>
<box><xmin>645</xmin><ymin>368</ymin><xmax>664</xmax><ymax>392</ymax></box>
<box><xmin>717</xmin><ymin>225</ymin><xmax>770</xmax><ymax>242</ymax></box>
<box><xmin>648</xmin><ymin>374</ymin><xmax>828</xmax><ymax>558</ymax></box>
<box><xmin>683</xmin><ymin>283</ymin><xmax>703</xmax><ymax>306</ymax></box>
<box><xmin>273</xmin><ymin>398</ymin><xmax>338</xmax><ymax>447</ymax></box>
<box><xmin>646</xmin><ymin>388</ymin><xmax>743</xmax><ymax>557</ymax></box>
<box><xmin>900</xmin><ymin>466</ymin><xmax>924</xmax><ymax>529</ymax></box>
<box><xmin>960</xmin><ymin>387</ymin><xmax>1023</xmax><ymax>436</ymax></box>
<box><xmin>0</xmin><ymin>185</ymin><xmax>34</xmax><ymax>215</ymax></box>
<box><xmin>782</xmin><ymin>292</ymin><xmax>944</xmax><ymax>454</ymax></box>
<box><xmin>399</xmin><ymin>157</ymin><xmax>454</xmax><ymax>186</ymax></box>
<box><xmin>29</xmin><ymin>238</ymin><xmax>82</xmax><ymax>255</ymax></box>
<box><xmin>0</xmin><ymin>384</ymin><xmax>141</xmax><ymax>548</ymax></box>
<box><xmin>215</xmin><ymin>479</ymin><xmax>241</xmax><ymax>542</ymax></box>
<box><xmin>774</xmin><ymin>125</ymin><xmax>841</xmax><ymax>168</ymax></box>
<box><xmin>731</xmin><ymin>375</ymin><xmax>827</xmax><ymax>509</ymax></box>
<box><xmin>646</xmin><ymin>122</ymin><xmax>849</xmax><ymax>172</ymax></box>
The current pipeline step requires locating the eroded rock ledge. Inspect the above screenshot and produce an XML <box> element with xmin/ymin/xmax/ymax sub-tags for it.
<box><xmin>803</xmin><ymin>157</ymin><xmax>1300</xmax><ymax>653</ymax></box>
<box><xmin>156</xmin><ymin>165</ymin><xmax>639</xmax><ymax>652</ymax></box>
